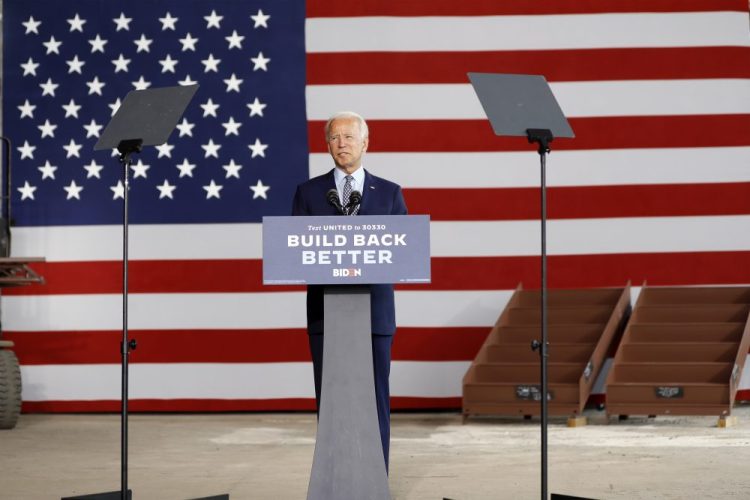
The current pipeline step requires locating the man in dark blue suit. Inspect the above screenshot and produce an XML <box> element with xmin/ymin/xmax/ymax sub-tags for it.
<box><xmin>292</xmin><ymin>111</ymin><xmax>407</xmax><ymax>469</ymax></box>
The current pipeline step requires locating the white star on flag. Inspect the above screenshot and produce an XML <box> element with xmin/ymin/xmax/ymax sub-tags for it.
<box><xmin>204</xmin><ymin>10</ymin><xmax>223</xmax><ymax>29</ymax></box>
<box><xmin>201</xmin><ymin>98</ymin><xmax>220</xmax><ymax>118</ymax></box>
<box><xmin>250</xmin><ymin>179</ymin><xmax>270</xmax><ymax>199</ymax></box>
<box><xmin>40</xmin><ymin>78</ymin><xmax>59</xmax><ymax>97</ymax></box>
<box><xmin>251</xmin><ymin>9</ymin><xmax>270</xmax><ymax>28</ymax></box>
<box><xmin>64</xmin><ymin>180</ymin><xmax>84</xmax><ymax>200</ymax></box>
<box><xmin>83</xmin><ymin>119</ymin><xmax>103</xmax><ymax>138</ymax></box>
<box><xmin>223</xmin><ymin>73</ymin><xmax>242</xmax><ymax>93</ymax></box>
<box><xmin>112</xmin><ymin>53</ymin><xmax>131</xmax><ymax>72</ymax></box>
<box><xmin>176</xmin><ymin>159</ymin><xmax>196</xmax><ymax>177</ymax></box>
<box><xmin>66</xmin><ymin>56</ymin><xmax>86</xmax><ymax>74</ymax></box>
<box><xmin>159</xmin><ymin>54</ymin><xmax>179</xmax><ymax>73</ymax></box>
<box><xmin>110</xmin><ymin>180</ymin><xmax>125</xmax><ymax>200</ymax></box>
<box><xmin>222</xmin><ymin>159</ymin><xmax>242</xmax><ymax>178</ymax></box>
<box><xmin>84</xmin><ymin>160</ymin><xmax>104</xmax><ymax>178</ymax></box>
<box><xmin>131</xmin><ymin>160</ymin><xmax>150</xmax><ymax>178</ymax></box>
<box><xmin>18</xmin><ymin>140</ymin><xmax>36</xmax><ymax>159</ymax></box>
<box><xmin>179</xmin><ymin>75</ymin><xmax>197</xmax><ymax>86</ymax></box>
<box><xmin>38</xmin><ymin>120</ymin><xmax>58</xmax><ymax>138</ymax></box>
<box><xmin>43</xmin><ymin>36</ymin><xmax>62</xmax><ymax>55</ymax></box>
<box><xmin>62</xmin><ymin>99</ymin><xmax>82</xmax><ymax>118</ymax></box>
<box><xmin>222</xmin><ymin>117</ymin><xmax>242</xmax><ymax>136</ymax></box>
<box><xmin>201</xmin><ymin>53</ymin><xmax>221</xmax><ymax>73</ymax></box>
<box><xmin>22</xmin><ymin>16</ymin><xmax>42</xmax><ymax>35</ymax></box>
<box><xmin>225</xmin><ymin>30</ymin><xmax>244</xmax><ymax>49</ymax></box>
<box><xmin>159</xmin><ymin>12</ymin><xmax>178</xmax><ymax>30</ymax></box>
<box><xmin>248</xmin><ymin>138</ymin><xmax>268</xmax><ymax>158</ymax></box>
<box><xmin>18</xmin><ymin>181</ymin><xmax>37</xmax><ymax>200</ymax></box>
<box><xmin>132</xmin><ymin>76</ymin><xmax>151</xmax><ymax>90</ymax></box>
<box><xmin>113</xmin><ymin>12</ymin><xmax>132</xmax><ymax>31</ymax></box>
<box><xmin>67</xmin><ymin>14</ymin><xmax>87</xmax><ymax>32</ymax></box>
<box><xmin>175</xmin><ymin>118</ymin><xmax>195</xmax><ymax>137</ymax></box>
<box><xmin>21</xmin><ymin>57</ymin><xmax>39</xmax><ymax>76</ymax></box>
<box><xmin>38</xmin><ymin>161</ymin><xmax>57</xmax><ymax>179</ymax></box>
<box><xmin>89</xmin><ymin>34</ymin><xmax>107</xmax><ymax>53</ymax></box>
<box><xmin>134</xmin><ymin>33</ymin><xmax>153</xmax><ymax>52</ymax></box>
<box><xmin>251</xmin><ymin>52</ymin><xmax>270</xmax><ymax>71</ymax></box>
<box><xmin>109</xmin><ymin>98</ymin><xmax>122</xmax><ymax>116</ymax></box>
<box><xmin>63</xmin><ymin>139</ymin><xmax>82</xmax><ymax>158</ymax></box>
<box><xmin>203</xmin><ymin>179</ymin><xmax>223</xmax><ymax>199</ymax></box>
<box><xmin>179</xmin><ymin>33</ymin><xmax>198</xmax><ymax>51</ymax></box>
<box><xmin>155</xmin><ymin>143</ymin><xmax>174</xmax><ymax>158</ymax></box>
<box><xmin>86</xmin><ymin>76</ymin><xmax>106</xmax><ymax>95</ymax></box>
<box><xmin>247</xmin><ymin>97</ymin><xmax>266</xmax><ymax>117</ymax></box>
<box><xmin>18</xmin><ymin>100</ymin><xmax>36</xmax><ymax>119</ymax></box>
<box><xmin>157</xmin><ymin>180</ymin><xmax>177</xmax><ymax>199</ymax></box>
<box><xmin>202</xmin><ymin>139</ymin><xmax>222</xmax><ymax>158</ymax></box>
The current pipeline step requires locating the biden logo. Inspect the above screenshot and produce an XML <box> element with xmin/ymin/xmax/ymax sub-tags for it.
<box><xmin>333</xmin><ymin>268</ymin><xmax>362</xmax><ymax>277</ymax></box>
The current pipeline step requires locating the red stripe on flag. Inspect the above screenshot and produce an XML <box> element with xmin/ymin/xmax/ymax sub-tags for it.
<box><xmin>309</xmin><ymin>116</ymin><xmax>750</xmax><ymax>153</ymax></box>
<box><xmin>7</xmin><ymin>329</ymin><xmax>310</xmax><ymax>364</ymax></box>
<box><xmin>306</xmin><ymin>0</ymin><xmax>746</xmax><ymax>17</ymax></box>
<box><xmin>423</xmin><ymin>251</ymin><xmax>750</xmax><ymax>291</ymax></box>
<box><xmin>308</xmin><ymin>47</ymin><xmax>750</xmax><ymax>85</ymax></box>
<box><xmin>22</xmin><ymin>399</ymin><xmax>317</xmax><ymax>413</ymax></box>
<box><xmin>7</xmin><ymin>327</ymin><xmax>488</xmax><ymax>365</ymax></box>
<box><xmin>405</xmin><ymin>183</ymin><xmax>750</xmax><ymax>221</ymax></box>
<box><xmin>7</xmin><ymin>251</ymin><xmax>750</xmax><ymax>295</ymax></box>
<box><xmin>3</xmin><ymin>260</ymin><xmax>302</xmax><ymax>295</ymax></box>
<box><xmin>22</xmin><ymin>393</ymin><xmax>750</xmax><ymax>413</ymax></box>
<box><xmin>21</xmin><ymin>397</ymin><xmax>464</xmax><ymax>413</ymax></box>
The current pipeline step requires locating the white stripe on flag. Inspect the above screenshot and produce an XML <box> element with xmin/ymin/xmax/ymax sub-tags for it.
<box><xmin>20</xmin><ymin>359</ymin><xmax>750</xmax><ymax>401</ymax></box>
<box><xmin>20</xmin><ymin>361</ymin><xmax>471</xmax><ymax>400</ymax></box>
<box><xmin>430</xmin><ymin>215</ymin><xmax>750</xmax><ymax>257</ymax></box>
<box><xmin>306</xmin><ymin>80</ymin><xmax>750</xmax><ymax>120</ymax></box>
<box><xmin>12</xmin><ymin>215</ymin><xmax>750</xmax><ymax>262</ymax></box>
<box><xmin>2</xmin><ymin>290</ymin><xmax>514</xmax><ymax>331</ymax></box>
<box><xmin>12</xmin><ymin>223</ymin><xmax>263</xmax><ymax>261</ymax></box>
<box><xmin>306</xmin><ymin>12</ymin><xmax>750</xmax><ymax>53</ymax></box>
<box><xmin>310</xmin><ymin>148</ymin><xmax>750</xmax><ymax>188</ymax></box>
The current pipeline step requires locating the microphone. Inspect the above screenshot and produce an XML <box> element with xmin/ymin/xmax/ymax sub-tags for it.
<box><xmin>345</xmin><ymin>190</ymin><xmax>362</xmax><ymax>214</ymax></box>
<box><xmin>326</xmin><ymin>189</ymin><xmax>345</xmax><ymax>214</ymax></box>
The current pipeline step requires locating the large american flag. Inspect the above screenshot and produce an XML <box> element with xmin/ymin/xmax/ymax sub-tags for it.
<box><xmin>3</xmin><ymin>0</ymin><xmax>750</xmax><ymax>412</ymax></box>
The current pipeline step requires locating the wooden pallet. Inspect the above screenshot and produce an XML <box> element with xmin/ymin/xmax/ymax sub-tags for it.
<box><xmin>462</xmin><ymin>284</ymin><xmax>630</xmax><ymax>419</ymax></box>
<box><xmin>606</xmin><ymin>286</ymin><xmax>750</xmax><ymax>418</ymax></box>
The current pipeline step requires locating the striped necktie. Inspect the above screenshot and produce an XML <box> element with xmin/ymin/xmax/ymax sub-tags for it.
<box><xmin>342</xmin><ymin>175</ymin><xmax>354</xmax><ymax>215</ymax></box>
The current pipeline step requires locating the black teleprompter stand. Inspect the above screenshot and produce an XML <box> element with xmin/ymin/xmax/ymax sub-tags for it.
<box><xmin>467</xmin><ymin>73</ymin><xmax>597</xmax><ymax>500</ymax></box>
<box><xmin>61</xmin><ymin>86</ymin><xmax>216</xmax><ymax>500</ymax></box>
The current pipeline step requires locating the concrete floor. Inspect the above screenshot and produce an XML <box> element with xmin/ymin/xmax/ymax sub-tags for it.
<box><xmin>2</xmin><ymin>406</ymin><xmax>750</xmax><ymax>499</ymax></box>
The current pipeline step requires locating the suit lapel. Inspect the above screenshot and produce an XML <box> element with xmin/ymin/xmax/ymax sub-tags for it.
<box><xmin>359</xmin><ymin>169</ymin><xmax>375</xmax><ymax>215</ymax></box>
<box><xmin>322</xmin><ymin>169</ymin><xmax>339</xmax><ymax>215</ymax></box>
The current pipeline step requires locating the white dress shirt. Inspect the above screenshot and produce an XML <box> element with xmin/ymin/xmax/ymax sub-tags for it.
<box><xmin>333</xmin><ymin>165</ymin><xmax>365</xmax><ymax>205</ymax></box>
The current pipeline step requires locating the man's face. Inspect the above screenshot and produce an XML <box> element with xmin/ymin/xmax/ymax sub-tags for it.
<box><xmin>326</xmin><ymin>117</ymin><xmax>368</xmax><ymax>173</ymax></box>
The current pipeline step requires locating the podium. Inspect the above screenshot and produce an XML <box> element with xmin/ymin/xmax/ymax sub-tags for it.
<box><xmin>263</xmin><ymin>215</ymin><xmax>431</xmax><ymax>500</ymax></box>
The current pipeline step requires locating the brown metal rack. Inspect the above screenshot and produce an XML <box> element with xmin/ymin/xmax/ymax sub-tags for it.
<box><xmin>605</xmin><ymin>285</ymin><xmax>750</xmax><ymax>423</ymax></box>
<box><xmin>0</xmin><ymin>257</ymin><xmax>45</xmax><ymax>286</ymax></box>
<box><xmin>0</xmin><ymin>257</ymin><xmax>45</xmax><ymax>430</ymax></box>
<box><xmin>462</xmin><ymin>284</ymin><xmax>630</xmax><ymax>423</ymax></box>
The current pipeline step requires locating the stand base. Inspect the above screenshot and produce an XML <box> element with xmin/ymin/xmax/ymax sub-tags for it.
<box><xmin>62</xmin><ymin>491</ymin><xmax>228</xmax><ymax>500</ymax></box>
<box><xmin>551</xmin><ymin>494</ymin><xmax>599</xmax><ymax>500</ymax></box>
<box><xmin>62</xmin><ymin>491</ymin><xmax>132</xmax><ymax>500</ymax></box>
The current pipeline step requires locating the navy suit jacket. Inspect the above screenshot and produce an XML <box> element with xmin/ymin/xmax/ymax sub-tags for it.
<box><xmin>291</xmin><ymin>168</ymin><xmax>408</xmax><ymax>336</ymax></box>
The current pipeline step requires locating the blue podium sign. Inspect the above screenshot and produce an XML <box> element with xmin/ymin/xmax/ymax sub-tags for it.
<box><xmin>262</xmin><ymin>215</ymin><xmax>431</xmax><ymax>285</ymax></box>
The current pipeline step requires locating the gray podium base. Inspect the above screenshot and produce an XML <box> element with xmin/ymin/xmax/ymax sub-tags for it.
<box><xmin>307</xmin><ymin>286</ymin><xmax>390</xmax><ymax>500</ymax></box>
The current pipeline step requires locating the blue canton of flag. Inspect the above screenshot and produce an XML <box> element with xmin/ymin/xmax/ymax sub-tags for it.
<box><xmin>3</xmin><ymin>0</ymin><xmax>308</xmax><ymax>226</ymax></box>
